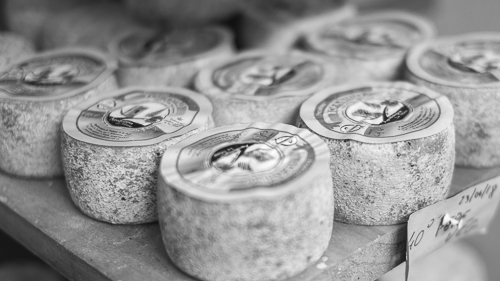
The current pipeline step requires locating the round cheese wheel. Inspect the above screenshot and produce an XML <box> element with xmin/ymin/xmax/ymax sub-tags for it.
<box><xmin>40</xmin><ymin>2</ymin><xmax>149</xmax><ymax>51</ymax></box>
<box><xmin>406</xmin><ymin>32</ymin><xmax>500</xmax><ymax>167</ymax></box>
<box><xmin>298</xmin><ymin>81</ymin><xmax>455</xmax><ymax>225</ymax></box>
<box><xmin>0</xmin><ymin>48</ymin><xmax>118</xmax><ymax>178</ymax></box>
<box><xmin>0</xmin><ymin>32</ymin><xmax>35</xmax><ymax>67</ymax></box>
<box><xmin>61</xmin><ymin>87</ymin><xmax>214</xmax><ymax>224</ymax></box>
<box><xmin>302</xmin><ymin>11</ymin><xmax>435</xmax><ymax>82</ymax></box>
<box><xmin>109</xmin><ymin>26</ymin><xmax>234</xmax><ymax>88</ymax></box>
<box><xmin>158</xmin><ymin>122</ymin><xmax>333</xmax><ymax>281</ymax></box>
<box><xmin>124</xmin><ymin>0</ymin><xmax>242</xmax><ymax>25</ymax></box>
<box><xmin>378</xmin><ymin>242</ymin><xmax>488</xmax><ymax>281</ymax></box>
<box><xmin>4</xmin><ymin>0</ymin><xmax>87</xmax><ymax>47</ymax></box>
<box><xmin>195</xmin><ymin>50</ymin><xmax>338</xmax><ymax>126</ymax></box>
<box><xmin>239</xmin><ymin>1</ymin><xmax>356</xmax><ymax>51</ymax></box>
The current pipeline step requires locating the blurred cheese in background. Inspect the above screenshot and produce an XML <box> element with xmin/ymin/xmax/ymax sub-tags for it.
<box><xmin>124</xmin><ymin>0</ymin><xmax>242</xmax><ymax>26</ymax></box>
<box><xmin>40</xmin><ymin>1</ymin><xmax>149</xmax><ymax>51</ymax></box>
<box><xmin>0</xmin><ymin>32</ymin><xmax>35</xmax><ymax>67</ymax></box>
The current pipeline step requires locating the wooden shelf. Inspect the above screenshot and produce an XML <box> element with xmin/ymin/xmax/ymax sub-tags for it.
<box><xmin>1</xmin><ymin>166</ymin><xmax>499</xmax><ymax>281</ymax></box>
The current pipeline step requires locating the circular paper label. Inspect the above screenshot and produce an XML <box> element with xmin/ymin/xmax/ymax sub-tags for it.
<box><xmin>0</xmin><ymin>51</ymin><xmax>109</xmax><ymax>100</ymax></box>
<box><xmin>116</xmin><ymin>28</ymin><xmax>222</xmax><ymax>66</ymax></box>
<box><xmin>300</xmin><ymin>82</ymin><xmax>453</xmax><ymax>143</ymax></box>
<box><xmin>63</xmin><ymin>88</ymin><xmax>212</xmax><ymax>146</ymax></box>
<box><xmin>211</xmin><ymin>55</ymin><xmax>324</xmax><ymax>98</ymax></box>
<box><xmin>418</xmin><ymin>40</ymin><xmax>500</xmax><ymax>85</ymax></box>
<box><xmin>176</xmin><ymin>127</ymin><xmax>315</xmax><ymax>192</ymax></box>
<box><xmin>309</xmin><ymin>13</ymin><xmax>433</xmax><ymax>60</ymax></box>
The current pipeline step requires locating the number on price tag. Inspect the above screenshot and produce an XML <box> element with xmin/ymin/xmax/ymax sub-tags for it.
<box><xmin>405</xmin><ymin>175</ymin><xmax>500</xmax><ymax>281</ymax></box>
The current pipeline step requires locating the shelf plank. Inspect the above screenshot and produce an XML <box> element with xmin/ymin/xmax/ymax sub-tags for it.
<box><xmin>1</xmin><ymin>166</ymin><xmax>499</xmax><ymax>281</ymax></box>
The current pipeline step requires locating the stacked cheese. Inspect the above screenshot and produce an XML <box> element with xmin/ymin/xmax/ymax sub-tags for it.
<box><xmin>158</xmin><ymin>122</ymin><xmax>333</xmax><ymax>281</ymax></box>
<box><xmin>406</xmin><ymin>32</ymin><xmax>500</xmax><ymax>167</ymax></box>
<box><xmin>195</xmin><ymin>50</ymin><xmax>338</xmax><ymax>126</ymax></box>
<box><xmin>298</xmin><ymin>81</ymin><xmax>455</xmax><ymax>225</ymax></box>
<box><xmin>109</xmin><ymin>26</ymin><xmax>234</xmax><ymax>88</ymax></box>
<box><xmin>302</xmin><ymin>11</ymin><xmax>435</xmax><ymax>82</ymax></box>
<box><xmin>61</xmin><ymin>87</ymin><xmax>214</xmax><ymax>224</ymax></box>
<box><xmin>0</xmin><ymin>48</ymin><xmax>117</xmax><ymax>178</ymax></box>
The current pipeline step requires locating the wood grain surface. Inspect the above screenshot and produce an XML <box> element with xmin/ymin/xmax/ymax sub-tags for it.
<box><xmin>0</xmin><ymin>166</ymin><xmax>499</xmax><ymax>281</ymax></box>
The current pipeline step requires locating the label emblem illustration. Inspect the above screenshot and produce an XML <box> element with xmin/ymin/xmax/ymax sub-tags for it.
<box><xmin>419</xmin><ymin>40</ymin><xmax>500</xmax><ymax>83</ymax></box>
<box><xmin>177</xmin><ymin>128</ymin><xmax>315</xmax><ymax>192</ymax></box>
<box><xmin>77</xmin><ymin>91</ymin><xmax>201</xmax><ymax>142</ymax></box>
<box><xmin>118</xmin><ymin>29</ymin><xmax>220</xmax><ymax>64</ymax></box>
<box><xmin>0</xmin><ymin>55</ymin><xmax>105</xmax><ymax>98</ymax></box>
<box><xmin>312</xmin><ymin>86</ymin><xmax>444</xmax><ymax>140</ymax></box>
<box><xmin>213</xmin><ymin>57</ymin><xmax>323</xmax><ymax>97</ymax></box>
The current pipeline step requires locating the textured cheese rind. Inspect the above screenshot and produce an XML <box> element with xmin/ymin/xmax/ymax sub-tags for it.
<box><xmin>158</xmin><ymin>160</ymin><xmax>333</xmax><ymax>281</ymax></box>
<box><xmin>124</xmin><ymin>0</ymin><xmax>241</xmax><ymax>25</ymax></box>
<box><xmin>297</xmin><ymin>118</ymin><xmax>455</xmax><ymax>225</ymax></box>
<box><xmin>62</xmin><ymin>118</ymin><xmax>213</xmax><ymax>224</ymax></box>
<box><xmin>40</xmin><ymin>2</ymin><xmax>148</xmax><ymax>51</ymax></box>
<box><xmin>0</xmin><ymin>75</ymin><xmax>117</xmax><ymax>178</ymax></box>
<box><xmin>301</xmin><ymin>11</ymin><xmax>436</xmax><ymax>82</ymax></box>
<box><xmin>406</xmin><ymin>67</ymin><xmax>500</xmax><ymax>167</ymax></box>
<box><xmin>208</xmin><ymin>95</ymin><xmax>310</xmax><ymax>127</ymax></box>
<box><xmin>0</xmin><ymin>33</ymin><xmax>35</xmax><ymax>67</ymax></box>
<box><xmin>378</xmin><ymin>241</ymin><xmax>488</xmax><ymax>281</ymax></box>
<box><xmin>239</xmin><ymin>3</ymin><xmax>356</xmax><ymax>51</ymax></box>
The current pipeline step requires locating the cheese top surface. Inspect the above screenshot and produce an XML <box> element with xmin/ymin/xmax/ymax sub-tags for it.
<box><xmin>407</xmin><ymin>33</ymin><xmax>500</xmax><ymax>87</ymax></box>
<box><xmin>0</xmin><ymin>48</ymin><xmax>116</xmax><ymax>101</ymax></box>
<box><xmin>63</xmin><ymin>87</ymin><xmax>213</xmax><ymax>146</ymax></box>
<box><xmin>306</xmin><ymin>11</ymin><xmax>435</xmax><ymax>60</ymax></box>
<box><xmin>300</xmin><ymin>82</ymin><xmax>453</xmax><ymax>144</ymax></box>
<box><xmin>197</xmin><ymin>51</ymin><xmax>335</xmax><ymax>100</ymax></box>
<box><xmin>112</xmin><ymin>26</ymin><xmax>230</xmax><ymax>66</ymax></box>
<box><xmin>160</xmin><ymin>123</ymin><xmax>329</xmax><ymax>201</ymax></box>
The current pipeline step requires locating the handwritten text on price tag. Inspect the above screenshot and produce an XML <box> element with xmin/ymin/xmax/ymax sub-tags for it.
<box><xmin>405</xmin><ymin>175</ymin><xmax>500</xmax><ymax>280</ymax></box>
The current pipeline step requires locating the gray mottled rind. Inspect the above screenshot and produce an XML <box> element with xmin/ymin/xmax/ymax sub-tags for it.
<box><xmin>40</xmin><ymin>2</ymin><xmax>149</xmax><ymax>51</ymax></box>
<box><xmin>0</xmin><ymin>32</ymin><xmax>36</xmax><ymax>67</ymax></box>
<box><xmin>307</xmin><ymin>54</ymin><xmax>405</xmax><ymax>82</ymax></box>
<box><xmin>406</xmin><ymin>71</ymin><xmax>500</xmax><ymax>167</ymax></box>
<box><xmin>116</xmin><ymin>48</ymin><xmax>233</xmax><ymax>88</ymax></box>
<box><xmin>0</xmin><ymin>75</ymin><xmax>118</xmax><ymax>179</ymax></box>
<box><xmin>298</xmin><ymin>118</ymin><xmax>455</xmax><ymax>225</ymax></box>
<box><xmin>158</xmin><ymin>166</ymin><xmax>334</xmax><ymax>281</ymax></box>
<box><xmin>62</xmin><ymin>118</ymin><xmax>214</xmax><ymax>225</ymax></box>
<box><xmin>204</xmin><ymin>95</ymin><xmax>313</xmax><ymax>127</ymax></box>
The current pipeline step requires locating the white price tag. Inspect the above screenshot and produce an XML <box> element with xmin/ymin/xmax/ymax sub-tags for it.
<box><xmin>405</xmin><ymin>175</ymin><xmax>500</xmax><ymax>280</ymax></box>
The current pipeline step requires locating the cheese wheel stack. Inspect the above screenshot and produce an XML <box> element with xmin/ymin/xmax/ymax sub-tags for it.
<box><xmin>109</xmin><ymin>26</ymin><xmax>234</xmax><ymax>88</ymax></box>
<box><xmin>158</xmin><ymin>122</ymin><xmax>333</xmax><ymax>281</ymax></box>
<box><xmin>406</xmin><ymin>33</ymin><xmax>500</xmax><ymax>167</ymax></box>
<box><xmin>195</xmin><ymin>51</ymin><xmax>338</xmax><ymax>126</ymax></box>
<box><xmin>40</xmin><ymin>2</ymin><xmax>149</xmax><ymax>51</ymax></box>
<box><xmin>239</xmin><ymin>0</ymin><xmax>356</xmax><ymax>51</ymax></box>
<box><xmin>124</xmin><ymin>0</ymin><xmax>242</xmax><ymax>26</ymax></box>
<box><xmin>299</xmin><ymin>81</ymin><xmax>455</xmax><ymax>225</ymax></box>
<box><xmin>378</xmin><ymin>242</ymin><xmax>488</xmax><ymax>281</ymax></box>
<box><xmin>302</xmin><ymin>11</ymin><xmax>435</xmax><ymax>82</ymax></box>
<box><xmin>0</xmin><ymin>48</ymin><xmax>117</xmax><ymax>178</ymax></box>
<box><xmin>0</xmin><ymin>32</ymin><xmax>35</xmax><ymax>67</ymax></box>
<box><xmin>62</xmin><ymin>87</ymin><xmax>214</xmax><ymax>224</ymax></box>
